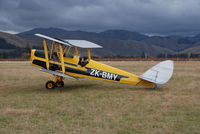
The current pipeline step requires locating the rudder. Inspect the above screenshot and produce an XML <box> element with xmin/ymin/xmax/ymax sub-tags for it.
<box><xmin>139</xmin><ymin>60</ymin><xmax>174</xmax><ymax>87</ymax></box>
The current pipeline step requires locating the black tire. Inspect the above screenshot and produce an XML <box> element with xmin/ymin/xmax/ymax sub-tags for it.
<box><xmin>56</xmin><ymin>81</ymin><xmax>64</xmax><ymax>88</ymax></box>
<box><xmin>45</xmin><ymin>81</ymin><xmax>55</xmax><ymax>89</ymax></box>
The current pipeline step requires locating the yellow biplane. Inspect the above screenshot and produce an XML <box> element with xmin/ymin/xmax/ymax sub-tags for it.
<box><xmin>30</xmin><ymin>34</ymin><xmax>174</xmax><ymax>89</ymax></box>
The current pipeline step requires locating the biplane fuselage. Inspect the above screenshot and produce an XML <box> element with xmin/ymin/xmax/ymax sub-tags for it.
<box><xmin>30</xmin><ymin>49</ymin><xmax>154</xmax><ymax>87</ymax></box>
<box><xmin>30</xmin><ymin>34</ymin><xmax>173</xmax><ymax>89</ymax></box>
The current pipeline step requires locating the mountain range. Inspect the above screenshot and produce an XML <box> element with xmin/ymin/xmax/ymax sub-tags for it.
<box><xmin>0</xmin><ymin>27</ymin><xmax>200</xmax><ymax>58</ymax></box>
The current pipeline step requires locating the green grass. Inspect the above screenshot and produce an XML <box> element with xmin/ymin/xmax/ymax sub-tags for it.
<box><xmin>0</xmin><ymin>61</ymin><xmax>200</xmax><ymax>134</ymax></box>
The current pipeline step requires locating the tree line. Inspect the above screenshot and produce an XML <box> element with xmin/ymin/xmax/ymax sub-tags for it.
<box><xmin>0</xmin><ymin>48</ymin><xmax>199</xmax><ymax>59</ymax></box>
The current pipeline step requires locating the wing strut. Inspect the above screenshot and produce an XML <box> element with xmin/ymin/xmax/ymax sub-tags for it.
<box><xmin>43</xmin><ymin>40</ymin><xmax>49</xmax><ymax>69</ymax></box>
<box><xmin>58</xmin><ymin>44</ymin><xmax>65</xmax><ymax>73</ymax></box>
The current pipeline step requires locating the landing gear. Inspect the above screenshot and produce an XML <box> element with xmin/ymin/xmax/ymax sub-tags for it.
<box><xmin>55</xmin><ymin>81</ymin><xmax>64</xmax><ymax>88</ymax></box>
<box><xmin>45</xmin><ymin>76</ymin><xmax>64</xmax><ymax>89</ymax></box>
<box><xmin>45</xmin><ymin>81</ymin><xmax>56</xmax><ymax>89</ymax></box>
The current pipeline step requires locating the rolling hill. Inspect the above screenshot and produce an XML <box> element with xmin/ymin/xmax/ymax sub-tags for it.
<box><xmin>0</xmin><ymin>32</ymin><xmax>34</xmax><ymax>48</ymax></box>
<box><xmin>1</xmin><ymin>27</ymin><xmax>200</xmax><ymax>58</ymax></box>
<box><xmin>17</xmin><ymin>28</ymin><xmax>174</xmax><ymax>57</ymax></box>
<box><xmin>182</xmin><ymin>45</ymin><xmax>200</xmax><ymax>54</ymax></box>
<box><xmin>18</xmin><ymin>28</ymin><xmax>200</xmax><ymax>52</ymax></box>
<box><xmin>0</xmin><ymin>32</ymin><xmax>36</xmax><ymax>58</ymax></box>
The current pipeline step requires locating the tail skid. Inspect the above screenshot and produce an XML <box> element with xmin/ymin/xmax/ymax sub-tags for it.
<box><xmin>139</xmin><ymin>60</ymin><xmax>174</xmax><ymax>87</ymax></box>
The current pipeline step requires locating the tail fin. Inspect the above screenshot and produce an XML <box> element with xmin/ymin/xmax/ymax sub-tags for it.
<box><xmin>139</xmin><ymin>60</ymin><xmax>174</xmax><ymax>87</ymax></box>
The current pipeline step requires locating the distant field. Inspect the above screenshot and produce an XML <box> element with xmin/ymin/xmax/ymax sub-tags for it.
<box><xmin>0</xmin><ymin>58</ymin><xmax>200</xmax><ymax>61</ymax></box>
<box><xmin>0</xmin><ymin>61</ymin><xmax>199</xmax><ymax>134</ymax></box>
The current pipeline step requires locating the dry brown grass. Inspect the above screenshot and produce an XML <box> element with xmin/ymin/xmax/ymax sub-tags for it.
<box><xmin>0</xmin><ymin>61</ymin><xmax>199</xmax><ymax>134</ymax></box>
<box><xmin>0</xmin><ymin>108</ymin><xmax>36</xmax><ymax>115</ymax></box>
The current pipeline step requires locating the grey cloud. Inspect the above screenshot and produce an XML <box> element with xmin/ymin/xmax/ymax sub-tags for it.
<box><xmin>0</xmin><ymin>0</ymin><xmax>200</xmax><ymax>35</ymax></box>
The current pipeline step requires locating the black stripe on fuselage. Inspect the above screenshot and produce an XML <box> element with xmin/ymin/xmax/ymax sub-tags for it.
<box><xmin>32</xmin><ymin>60</ymin><xmax>61</xmax><ymax>71</ymax></box>
<box><xmin>32</xmin><ymin>60</ymin><xmax>128</xmax><ymax>81</ymax></box>
<box><xmin>33</xmin><ymin>59</ymin><xmax>47</xmax><ymax>69</ymax></box>
<box><xmin>65</xmin><ymin>67</ymin><xmax>128</xmax><ymax>81</ymax></box>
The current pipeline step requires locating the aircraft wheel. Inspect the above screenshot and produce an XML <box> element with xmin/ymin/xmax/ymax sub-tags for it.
<box><xmin>56</xmin><ymin>81</ymin><xmax>64</xmax><ymax>88</ymax></box>
<box><xmin>45</xmin><ymin>81</ymin><xmax>55</xmax><ymax>89</ymax></box>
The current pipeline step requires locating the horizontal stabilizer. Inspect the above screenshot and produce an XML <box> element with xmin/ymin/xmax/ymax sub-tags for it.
<box><xmin>40</xmin><ymin>69</ymin><xmax>76</xmax><ymax>79</ymax></box>
<box><xmin>140</xmin><ymin>60</ymin><xmax>174</xmax><ymax>87</ymax></box>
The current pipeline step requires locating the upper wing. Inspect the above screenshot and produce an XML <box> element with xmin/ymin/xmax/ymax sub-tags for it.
<box><xmin>65</xmin><ymin>40</ymin><xmax>102</xmax><ymax>48</ymax></box>
<box><xmin>35</xmin><ymin>34</ymin><xmax>72</xmax><ymax>46</ymax></box>
<box><xmin>35</xmin><ymin>33</ymin><xmax>102</xmax><ymax>48</ymax></box>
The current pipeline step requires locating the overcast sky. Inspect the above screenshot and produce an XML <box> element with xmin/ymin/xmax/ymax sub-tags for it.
<box><xmin>1</xmin><ymin>0</ymin><xmax>200</xmax><ymax>35</ymax></box>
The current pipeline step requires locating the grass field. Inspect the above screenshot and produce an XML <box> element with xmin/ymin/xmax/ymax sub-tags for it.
<box><xmin>0</xmin><ymin>61</ymin><xmax>199</xmax><ymax>134</ymax></box>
